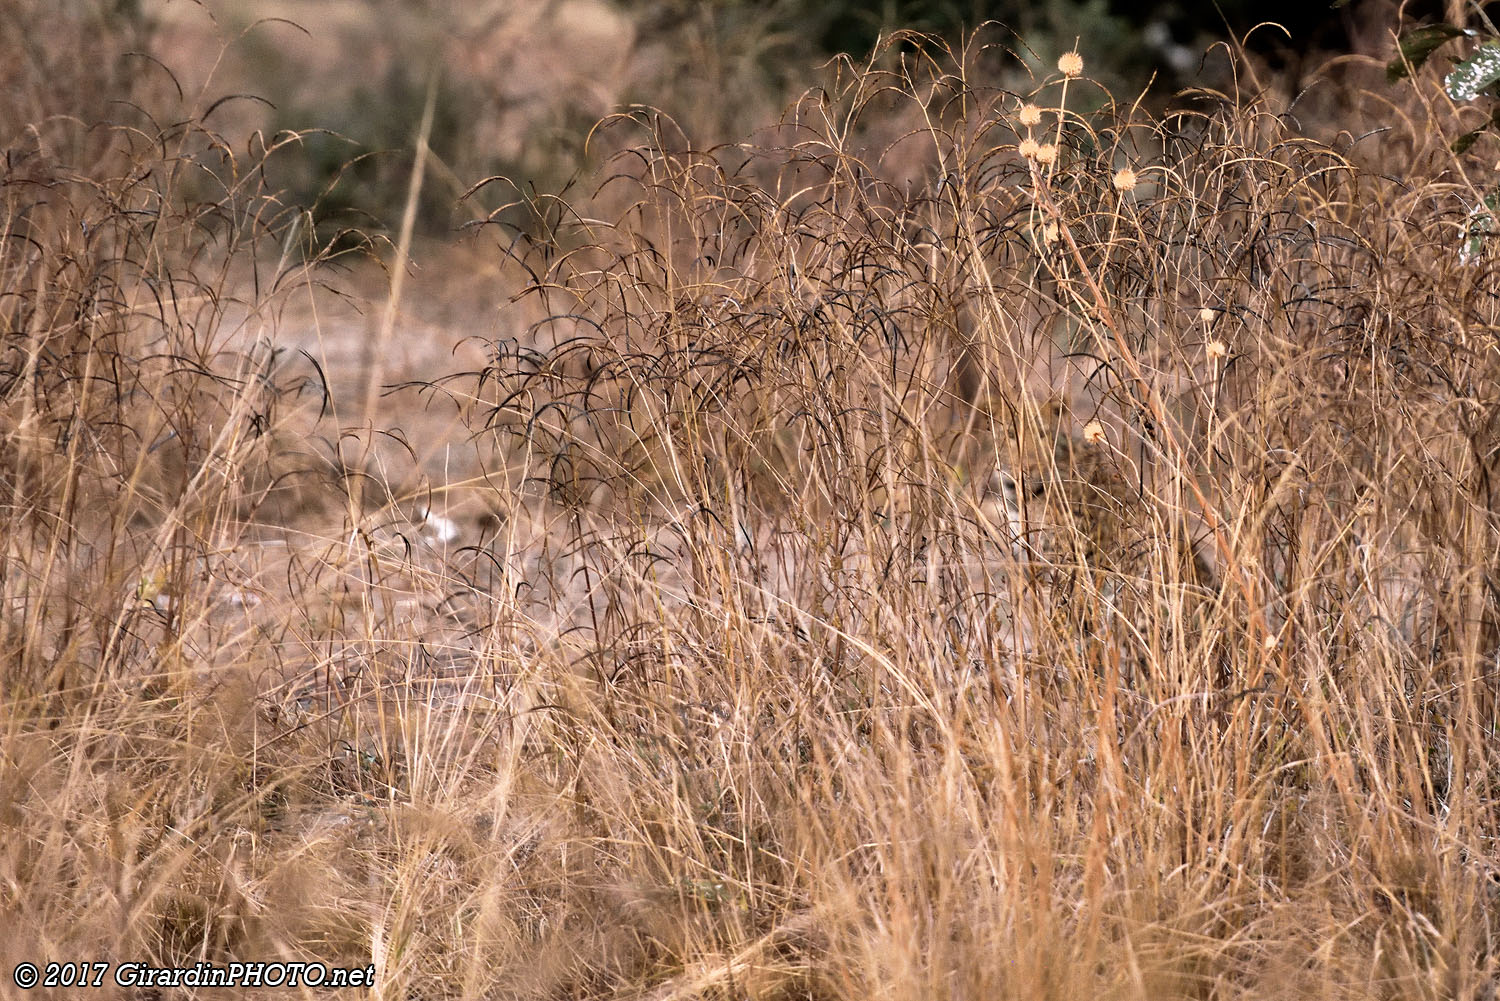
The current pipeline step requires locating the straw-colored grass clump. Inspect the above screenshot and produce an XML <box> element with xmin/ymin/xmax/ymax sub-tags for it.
<box><xmin>3</xmin><ymin>19</ymin><xmax>1500</xmax><ymax>1001</ymax></box>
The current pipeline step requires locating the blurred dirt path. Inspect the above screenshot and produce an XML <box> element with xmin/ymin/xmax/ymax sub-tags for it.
<box><xmin>261</xmin><ymin>242</ymin><xmax>511</xmax><ymax>493</ymax></box>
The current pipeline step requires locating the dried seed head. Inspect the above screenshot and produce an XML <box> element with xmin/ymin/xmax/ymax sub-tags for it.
<box><xmin>1198</xmin><ymin>306</ymin><xmax>1217</xmax><ymax>325</ymax></box>
<box><xmin>1058</xmin><ymin>51</ymin><xmax>1084</xmax><ymax>77</ymax></box>
<box><xmin>1206</xmin><ymin>340</ymin><xmax>1228</xmax><ymax>360</ymax></box>
<box><xmin>1082</xmin><ymin>420</ymin><xmax>1107</xmax><ymax>444</ymax></box>
<box><xmin>1018</xmin><ymin>103</ymin><xmax>1043</xmax><ymax>127</ymax></box>
<box><xmin>1019</xmin><ymin>138</ymin><xmax>1041</xmax><ymax>159</ymax></box>
<box><xmin>1112</xmin><ymin>167</ymin><xmax>1138</xmax><ymax>192</ymax></box>
<box><xmin>1035</xmin><ymin>143</ymin><xmax>1058</xmax><ymax>165</ymax></box>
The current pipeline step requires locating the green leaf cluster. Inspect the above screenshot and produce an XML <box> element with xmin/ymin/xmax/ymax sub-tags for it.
<box><xmin>1389</xmin><ymin>11</ymin><xmax>1500</xmax><ymax>262</ymax></box>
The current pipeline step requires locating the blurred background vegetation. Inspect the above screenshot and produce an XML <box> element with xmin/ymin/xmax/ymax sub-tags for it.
<box><xmin>2</xmin><ymin>0</ymin><xmax>1440</xmax><ymax>242</ymax></box>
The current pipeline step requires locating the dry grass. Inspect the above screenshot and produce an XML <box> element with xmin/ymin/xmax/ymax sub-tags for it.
<box><xmin>4</xmin><ymin>15</ymin><xmax>1500</xmax><ymax>1001</ymax></box>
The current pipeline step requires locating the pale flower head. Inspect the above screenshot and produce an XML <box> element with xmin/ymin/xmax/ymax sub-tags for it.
<box><xmin>1082</xmin><ymin>420</ymin><xmax>1107</xmax><ymax>445</ymax></box>
<box><xmin>1018</xmin><ymin>103</ymin><xmax>1043</xmax><ymax>128</ymax></box>
<box><xmin>1112</xmin><ymin>167</ymin><xmax>1138</xmax><ymax>192</ymax></box>
<box><xmin>1198</xmin><ymin>306</ymin><xmax>1217</xmax><ymax>325</ymax></box>
<box><xmin>1018</xmin><ymin>138</ymin><xmax>1041</xmax><ymax>159</ymax></box>
<box><xmin>1035</xmin><ymin>143</ymin><xmax>1058</xmax><ymax>165</ymax></box>
<box><xmin>1206</xmin><ymin>340</ymin><xmax>1227</xmax><ymax>360</ymax></box>
<box><xmin>1058</xmin><ymin>51</ymin><xmax>1084</xmax><ymax>77</ymax></box>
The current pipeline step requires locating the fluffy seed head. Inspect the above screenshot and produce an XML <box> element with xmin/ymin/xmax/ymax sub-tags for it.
<box><xmin>1035</xmin><ymin>143</ymin><xmax>1058</xmax><ymax>165</ymax></box>
<box><xmin>1019</xmin><ymin>138</ymin><xmax>1040</xmax><ymax>159</ymax></box>
<box><xmin>1082</xmin><ymin>420</ymin><xmax>1107</xmax><ymax>445</ymax></box>
<box><xmin>1198</xmin><ymin>306</ymin><xmax>1217</xmax><ymax>325</ymax></box>
<box><xmin>1018</xmin><ymin>103</ymin><xmax>1043</xmax><ymax>127</ymax></box>
<box><xmin>1112</xmin><ymin>167</ymin><xmax>1138</xmax><ymax>192</ymax></box>
<box><xmin>1058</xmin><ymin>51</ymin><xmax>1084</xmax><ymax>77</ymax></box>
<box><xmin>1206</xmin><ymin>340</ymin><xmax>1228</xmax><ymax>360</ymax></box>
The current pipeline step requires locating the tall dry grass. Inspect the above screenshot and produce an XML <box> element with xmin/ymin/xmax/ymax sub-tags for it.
<box><xmin>3</xmin><ymin>19</ymin><xmax>1500</xmax><ymax>1001</ymax></box>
